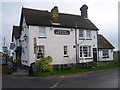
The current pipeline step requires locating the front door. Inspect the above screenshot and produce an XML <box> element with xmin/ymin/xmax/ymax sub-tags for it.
<box><xmin>93</xmin><ymin>48</ymin><xmax>97</xmax><ymax>62</ymax></box>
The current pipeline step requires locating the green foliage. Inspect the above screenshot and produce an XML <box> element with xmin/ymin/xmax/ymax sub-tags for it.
<box><xmin>36</xmin><ymin>56</ymin><xmax>53</xmax><ymax>72</ymax></box>
<box><xmin>35</xmin><ymin>63</ymin><xmax>120</xmax><ymax>77</ymax></box>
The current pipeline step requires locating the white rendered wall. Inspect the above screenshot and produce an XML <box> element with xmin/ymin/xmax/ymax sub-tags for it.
<box><xmin>98</xmin><ymin>49</ymin><xmax>114</xmax><ymax>61</ymax></box>
<box><xmin>20</xmin><ymin>17</ymin><xmax>29</xmax><ymax>66</ymax></box>
<box><xmin>28</xmin><ymin>26</ymin><xmax>76</xmax><ymax>65</ymax></box>
<box><xmin>77</xmin><ymin>29</ymin><xmax>98</xmax><ymax>63</ymax></box>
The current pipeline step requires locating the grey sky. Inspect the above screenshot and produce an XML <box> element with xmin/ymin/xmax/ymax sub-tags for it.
<box><xmin>0</xmin><ymin>0</ymin><xmax>119</xmax><ymax>51</ymax></box>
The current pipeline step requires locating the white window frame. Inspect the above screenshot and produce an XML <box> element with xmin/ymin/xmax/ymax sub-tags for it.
<box><xmin>37</xmin><ymin>45</ymin><xmax>44</xmax><ymax>59</ymax></box>
<box><xmin>79</xmin><ymin>30</ymin><xmax>84</xmax><ymax>39</ymax></box>
<box><xmin>79</xmin><ymin>46</ymin><xmax>91</xmax><ymax>58</ymax></box>
<box><xmin>86</xmin><ymin>30</ymin><xmax>91</xmax><ymax>39</ymax></box>
<box><xmin>39</xmin><ymin>27</ymin><xmax>46</xmax><ymax>38</ymax></box>
<box><xmin>102</xmin><ymin>49</ymin><xmax>109</xmax><ymax>58</ymax></box>
<box><xmin>64</xmin><ymin>46</ymin><xmax>68</xmax><ymax>56</ymax></box>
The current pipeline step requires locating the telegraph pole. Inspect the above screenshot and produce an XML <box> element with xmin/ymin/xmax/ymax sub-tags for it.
<box><xmin>3</xmin><ymin>37</ymin><xmax>5</xmax><ymax>47</ymax></box>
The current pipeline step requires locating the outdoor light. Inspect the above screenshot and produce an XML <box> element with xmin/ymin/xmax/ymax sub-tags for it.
<box><xmin>50</xmin><ymin>27</ymin><xmax>53</xmax><ymax>30</ymax></box>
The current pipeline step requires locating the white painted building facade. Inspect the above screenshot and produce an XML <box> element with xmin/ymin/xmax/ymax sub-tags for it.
<box><xmin>11</xmin><ymin>5</ymin><xmax>114</xmax><ymax>67</ymax></box>
<box><xmin>97</xmin><ymin>34</ymin><xmax>114</xmax><ymax>62</ymax></box>
<box><xmin>20</xmin><ymin>17</ymin><xmax>98</xmax><ymax>66</ymax></box>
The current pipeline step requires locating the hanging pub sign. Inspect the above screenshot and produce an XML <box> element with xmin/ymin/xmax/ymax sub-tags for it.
<box><xmin>54</xmin><ymin>30</ymin><xmax>70</xmax><ymax>35</ymax></box>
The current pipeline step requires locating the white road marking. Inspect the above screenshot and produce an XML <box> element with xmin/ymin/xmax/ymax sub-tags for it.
<box><xmin>50</xmin><ymin>82</ymin><xmax>59</xmax><ymax>88</ymax></box>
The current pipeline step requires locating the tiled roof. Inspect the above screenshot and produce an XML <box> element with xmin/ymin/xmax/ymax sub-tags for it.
<box><xmin>98</xmin><ymin>34</ymin><xmax>114</xmax><ymax>49</ymax></box>
<box><xmin>20</xmin><ymin>7</ymin><xmax>99</xmax><ymax>30</ymax></box>
<box><xmin>12</xmin><ymin>26</ymin><xmax>20</xmax><ymax>42</ymax></box>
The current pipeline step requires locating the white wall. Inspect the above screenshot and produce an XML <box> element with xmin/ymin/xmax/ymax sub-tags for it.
<box><xmin>28</xmin><ymin>26</ymin><xmax>76</xmax><ymax>66</ymax></box>
<box><xmin>77</xmin><ymin>29</ymin><xmax>98</xmax><ymax>63</ymax></box>
<box><xmin>12</xmin><ymin>36</ymin><xmax>20</xmax><ymax>61</ymax></box>
<box><xmin>21</xmin><ymin>24</ymin><xmax>98</xmax><ymax>66</ymax></box>
<box><xmin>20</xmin><ymin>17</ymin><xmax>29</xmax><ymax>66</ymax></box>
<box><xmin>98</xmin><ymin>49</ymin><xmax>114</xmax><ymax>61</ymax></box>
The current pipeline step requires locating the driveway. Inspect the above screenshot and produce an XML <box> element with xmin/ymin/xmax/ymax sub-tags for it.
<box><xmin>2</xmin><ymin>68</ymin><xmax>119</xmax><ymax>88</ymax></box>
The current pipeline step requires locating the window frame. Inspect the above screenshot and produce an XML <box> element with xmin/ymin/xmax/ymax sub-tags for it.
<box><xmin>39</xmin><ymin>27</ymin><xmax>46</xmax><ymax>38</ymax></box>
<box><xmin>79</xmin><ymin>46</ymin><xmax>91</xmax><ymax>58</ymax></box>
<box><xmin>63</xmin><ymin>46</ymin><xmax>68</xmax><ymax>57</ymax></box>
<box><xmin>79</xmin><ymin>30</ymin><xmax>85</xmax><ymax>39</ymax></box>
<box><xmin>102</xmin><ymin>49</ymin><xmax>109</xmax><ymax>58</ymax></box>
<box><xmin>37</xmin><ymin>45</ymin><xmax>45</xmax><ymax>59</ymax></box>
<box><xmin>86</xmin><ymin>30</ymin><xmax>91</xmax><ymax>39</ymax></box>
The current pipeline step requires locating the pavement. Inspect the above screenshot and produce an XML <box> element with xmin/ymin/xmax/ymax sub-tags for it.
<box><xmin>11</xmin><ymin>67</ymin><xmax>29</xmax><ymax>76</ymax></box>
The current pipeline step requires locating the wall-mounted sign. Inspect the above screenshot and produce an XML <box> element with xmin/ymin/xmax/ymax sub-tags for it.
<box><xmin>54</xmin><ymin>30</ymin><xmax>70</xmax><ymax>35</ymax></box>
<box><xmin>34</xmin><ymin>38</ymin><xmax>37</xmax><ymax>54</ymax></box>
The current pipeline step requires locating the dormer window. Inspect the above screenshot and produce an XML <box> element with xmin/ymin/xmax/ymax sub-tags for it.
<box><xmin>39</xmin><ymin>27</ymin><xmax>46</xmax><ymax>38</ymax></box>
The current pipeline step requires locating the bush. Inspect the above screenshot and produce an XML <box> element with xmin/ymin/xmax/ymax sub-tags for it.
<box><xmin>36</xmin><ymin>56</ymin><xmax>53</xmax><ymax>72</ymax></box>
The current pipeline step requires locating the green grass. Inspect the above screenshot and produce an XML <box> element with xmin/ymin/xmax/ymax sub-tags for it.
<box><xmin>35</xmin><ymin>63</ymin><xmax>120</xmax><ymax>77</ymax></box>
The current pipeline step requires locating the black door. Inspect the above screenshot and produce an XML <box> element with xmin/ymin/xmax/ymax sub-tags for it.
<box><xmin>93</xmin><ymin>48</ymin><xmax>97</xmax><ymax>62</ymax></box>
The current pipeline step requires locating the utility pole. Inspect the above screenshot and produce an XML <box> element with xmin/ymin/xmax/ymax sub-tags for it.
<box><xmin>3</xmin><ymin>37</ymin><xmax>5</xmax><ymax>47</ymax></box>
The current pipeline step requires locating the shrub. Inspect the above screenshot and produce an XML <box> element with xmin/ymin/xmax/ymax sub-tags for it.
<box><xmin>36</xmin><ymin>56</ymin><xmax>53</xmax><ymax>72</ymax></box>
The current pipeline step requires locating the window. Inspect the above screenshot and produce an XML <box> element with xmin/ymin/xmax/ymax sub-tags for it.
<box><xmin>39</xmin><ymin>27</ymin><xmax>46</xmax><ymax>38</ymax></box>
<box><xmin>80</xmin><ymin>46</ymin><xmax>91</xmax><ymax>58</ymax></box>
<box><xmin>86</xmin><ymin>31</ymin><xmax>91</xmax><ymax>39</ymax></box>
<box><xmin>64</xmin><ymin>46</ymin><xmax>68</xmax><ymax>56</ymax></box>
<box><xmin>102</xmin><ymin>49</ymin><xmax>109</xmax><ymax>58</ymax></box>
<box><xmin>79</xmin><ymin>30</ymin><xmax>84</xmax><ymax>39</ymax></box>
<box><xmin>37</xmin><ymin>46</ymin><xmax>44</xmax><ymax>59</ymax></box>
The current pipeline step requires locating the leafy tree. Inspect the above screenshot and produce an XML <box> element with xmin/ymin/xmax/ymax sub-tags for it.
<box><xmin>36</xmin><ymin>56</ymin><xmax>53</xmax><ymax>72</ymax></box>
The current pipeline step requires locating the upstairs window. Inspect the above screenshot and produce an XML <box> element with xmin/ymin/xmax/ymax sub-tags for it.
<box><xmin>79</xmin><ymin>30</ymin><xmax>84</xmax><ymax>39</ymax></box>
<box><xmin>86</xmin><ymin>31</ymin><xmax>91</xmax><ymax>39</ymax></box>
<box><xmin>39</xmin><ymin>27</ymin><xmax>46</xmax><ymax>38</ymax></box>
<box><xmin>102</xmin><ymin>49</ymin><xmax>109</xmax><ymax>58</ymax></box>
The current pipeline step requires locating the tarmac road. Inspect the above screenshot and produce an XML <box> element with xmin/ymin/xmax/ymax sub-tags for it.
<box><xmin>2</xmin><ymin>68</ymin><xmax>119</xmax><ymax>88</ymax></box>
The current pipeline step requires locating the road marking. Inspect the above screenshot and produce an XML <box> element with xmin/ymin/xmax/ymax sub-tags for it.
<box><xmin>50</xmin><ymin>82</ymin><xmax>59</xmax><ymax>88</ymax></box>
<box><xmin>60</xmin><ymin>76</ymin><xmax>64</xmax><ymax>78</ymax></box>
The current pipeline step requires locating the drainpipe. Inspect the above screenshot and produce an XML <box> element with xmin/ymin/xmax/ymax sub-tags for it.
<box><xmin>75</xmin><ymin>26</ymin><xmax>79</xmax><ymax>63</ymax></box>
<box><xmin>97</xmin><ymin>31</ymin><xmax>99</xmax><ymax>62</ymax></box>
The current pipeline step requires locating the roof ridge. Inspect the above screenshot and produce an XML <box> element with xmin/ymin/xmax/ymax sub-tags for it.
<box><xmin>22</xmin><ymin>7</ymin><xmax>49</xmax><ymax>12</ymax></box>
<box><xmin>22</xmin><ymin>7</ymin><xmax>81</xmax><ymax>17</ymax></box>
<box><xmin>59</xmin><ymin>12</ymin><xmax>81</xmax><ymax>17</ymax></box>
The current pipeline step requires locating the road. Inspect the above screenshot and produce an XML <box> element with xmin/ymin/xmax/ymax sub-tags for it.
<box><xmin>2</xmin><ymin>68</ymin><xmax>119</xmax><ymax>88</ymax></box>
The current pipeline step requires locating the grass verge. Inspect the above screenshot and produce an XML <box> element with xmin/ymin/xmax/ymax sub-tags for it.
<box><xmin>35</xmin><ymin>63</ymin><xmax>120</xmax><ymax>77</ymax></box>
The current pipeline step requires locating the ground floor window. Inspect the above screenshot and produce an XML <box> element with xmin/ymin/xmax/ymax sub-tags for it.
<box><xmin>37</xmin><ymin>45</ymin><xmax>44</xmax><ymax>59</ymax></box>
<box><xmin>64</xmin><ymin>46</ymin><xmax>68</xmax><ymax>56</ymax></box>
<box><xmin>80</xmin><ymin>46</ymin><xmax>91</xmax><ymax>58</ymax></box>
<box><xmin>102</xmin><ymin>49</ymin><xmax>109</xmax><ymax>58</ymax></box>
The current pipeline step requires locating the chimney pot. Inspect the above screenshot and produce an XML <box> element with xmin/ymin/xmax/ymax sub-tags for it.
<box><xmin>80</xmin><ymin>4</ymin><xmax>88</xmax><ymax>18</ymax></box>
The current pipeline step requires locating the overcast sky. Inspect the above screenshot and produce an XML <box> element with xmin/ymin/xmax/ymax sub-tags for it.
<box><xmin>0</xmin><ymin>0</ymin><xmax>119</xmax><ymax>51</ymax></box>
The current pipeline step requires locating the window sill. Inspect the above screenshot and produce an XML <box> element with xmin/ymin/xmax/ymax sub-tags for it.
<box><xmin>38</xmin><ymin>37</ymin><xmax>47</xmax><ymax>39</ymax></box>
<box><xmin>86</xmin><ymin>39</ymin><xmax>92</xmax><ymax>40</ymax></box>
<box><xmin>80</xmin><ymin>57</ymin><xmax>92</xmax><ymax>60</ymax></box>
<box><xmin>63</xmin><ymin>55</ymin><xmax>69</xmax><ymax>57</ymax></box>
<box><xmin>102</xmin><ymin>57</ymin><xmax>109</xmax><ymax>58</ymax></box>
<box><xmin>79</xmin><ymin>38</ymin><xmax>85</xmax><ymax>40</ymax></box>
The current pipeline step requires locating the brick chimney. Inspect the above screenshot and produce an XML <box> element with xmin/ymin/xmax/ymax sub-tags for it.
<box><xmin>80</xmin><ymin>4</ymin><xmax>88</xmax><ymax>18</ymax></box>
<box><xmin>51</xmin><ymin>6</ymin><xmax>59</xmax><ymax>23</ymax></box>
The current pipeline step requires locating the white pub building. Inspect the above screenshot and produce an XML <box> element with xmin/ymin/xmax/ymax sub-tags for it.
<box><xmin>11</xmin><ymin>5</ymin><xmax>114</xmax><ymax>69</ymax></box>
